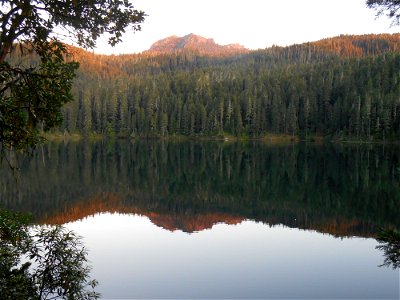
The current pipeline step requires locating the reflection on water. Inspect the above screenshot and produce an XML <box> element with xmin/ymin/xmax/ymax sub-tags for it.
<box><xmin>66</xmin><ymin>213</ymin><xmax>399</xmax><ymax>299</ymax></box>
<box><xmin>376</xmin><ymin>228</ymin><xmax>400</xmax><ymax>270</ymax></box>
<box><xmin>1</xmin><ymin>140</ymin><xmax>399</xmax><ymax>237</ymax></box>
<box><xmin>1</xmin><ymin>140</ymin><xmax>400</xmax><ymax>298</ymax></box>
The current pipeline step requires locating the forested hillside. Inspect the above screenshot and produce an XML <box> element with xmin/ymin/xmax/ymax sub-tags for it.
<box><xmin>16</xmin><ymin>34</ymin><xmax>400</xmax><ymax>140</ymax></box>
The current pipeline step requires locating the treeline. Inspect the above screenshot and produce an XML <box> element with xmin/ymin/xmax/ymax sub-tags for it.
<box><xmin>9</xmin><ymin>34</ymin><xmax>400</xmax><ymax>139</ymax></box>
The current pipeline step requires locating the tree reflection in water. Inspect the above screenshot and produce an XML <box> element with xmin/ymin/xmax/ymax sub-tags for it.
<box><xmin>0</xmin><ymin>140</ymin><xmax>399</xmax><ymax>238</ymax></box>
<box><xmin>376</xmin><ymin>228</ymin><xmax>400</xmax><ymax>269</ymax></box>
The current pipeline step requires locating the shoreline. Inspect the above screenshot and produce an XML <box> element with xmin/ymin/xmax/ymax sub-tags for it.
<box><xmin>42</xmin><ymin>132</ymin><xmax>400</xmax><ymax>145</ymax></box>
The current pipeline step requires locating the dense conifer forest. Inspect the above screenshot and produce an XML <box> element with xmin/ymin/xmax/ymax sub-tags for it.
<box><xmin>13</xmin><ymin>33</ymin><xmax>400</xmax><ymax>140</ymax></box>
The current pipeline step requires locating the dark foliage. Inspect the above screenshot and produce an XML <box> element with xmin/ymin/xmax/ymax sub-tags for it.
<box><xmin>367</xmin><ymin>0</ymin><xmax>400</xmax><ymax>26</ymax></box>
<box><xmin>376</xmin><ymin>228</ymin><xmax>400</xmax><ymax>269</ymax></box>
<box><xmin>0</xmin><ymin>209</ymin><xmax>99</xmax><ymax>299</ymax></box>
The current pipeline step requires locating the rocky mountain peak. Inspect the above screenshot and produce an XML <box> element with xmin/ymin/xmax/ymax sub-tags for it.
<box><xmin>147</xmin><ymin>33</ymin><xmax>248</xmax><ymax>56</ymax></box>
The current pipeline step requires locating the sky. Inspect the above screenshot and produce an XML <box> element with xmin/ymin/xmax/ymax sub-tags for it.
<box><xmin>94</xmin><ymin>0</ymin><xmax>399</xmax><ymax>55</ymax></box>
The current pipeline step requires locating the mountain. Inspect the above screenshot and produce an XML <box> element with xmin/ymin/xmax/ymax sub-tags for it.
<box><xmin>8</xmin><ymin>33</ymin><xmax>400</xmax><ymax>140</ymax></box>
<box><xmin>146</xmin><ymin>33</ymin><xmax>249</xmax><ymax>56</ymax></box>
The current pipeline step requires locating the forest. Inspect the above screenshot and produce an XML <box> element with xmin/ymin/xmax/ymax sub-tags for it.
<box><xmin>10</xmin><ymin>33</ymin><xmax>400</xmax><ymax>140</ymax></box>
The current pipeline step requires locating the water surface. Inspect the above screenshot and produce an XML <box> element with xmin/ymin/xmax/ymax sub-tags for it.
<box><xmin>1</xmin><ymin>140</ymin><xmax>399</xmax><ymax>298</ymax></box>
<box><xmin>65</xmin><ymin>213</ymin><xmax>398</xmax><ymax>299</ymax></box>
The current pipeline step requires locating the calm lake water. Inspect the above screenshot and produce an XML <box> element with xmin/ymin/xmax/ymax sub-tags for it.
<box><xmin>1</xmin><ymin>140</ymin><xmax>399</xmax><ymax>299</ymax></box>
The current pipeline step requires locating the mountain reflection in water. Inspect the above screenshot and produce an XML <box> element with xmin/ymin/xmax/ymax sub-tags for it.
<box><xmin>65</xmin><ymin>212</ymin><xmax>399</xmax><ymax>299</ymax></box>
<box><xmin>1</xmin><ymin>140</ymin><xmax>399</xmax><ymax>238</ymax></box>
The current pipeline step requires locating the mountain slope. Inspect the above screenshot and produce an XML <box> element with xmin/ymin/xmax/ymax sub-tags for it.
<box><xmin>145</xmin><ymin>33</ymin><xmax>250</xmax><ymax>56</ymax></box>
<box><xmin>7</xmin><ymin>33</ymin><xmax>400</xmax><ymax>140</ymax></box>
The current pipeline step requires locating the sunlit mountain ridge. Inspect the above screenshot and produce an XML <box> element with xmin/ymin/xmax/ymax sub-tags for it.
<box><xmin>59</xmin><ymin>32</ymin><xmax>400</xmax><ymax>77</ymax></box>
<box><xmin>144</xmin><ymin>33</ymin><xmax>250</xmax><ymax>56</ymax></box>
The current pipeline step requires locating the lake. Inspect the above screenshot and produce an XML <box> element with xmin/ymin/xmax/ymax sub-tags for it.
<box><xmin>1</xmin><ymin>140</ymin><xmax>399</xmax><ymax>299</ymax></box>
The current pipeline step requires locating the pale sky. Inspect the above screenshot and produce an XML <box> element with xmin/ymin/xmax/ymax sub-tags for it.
<box><xmin>94</xmin><ymin>0</ymin><xmax>399</xmax><ymax>55</ymax></box>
